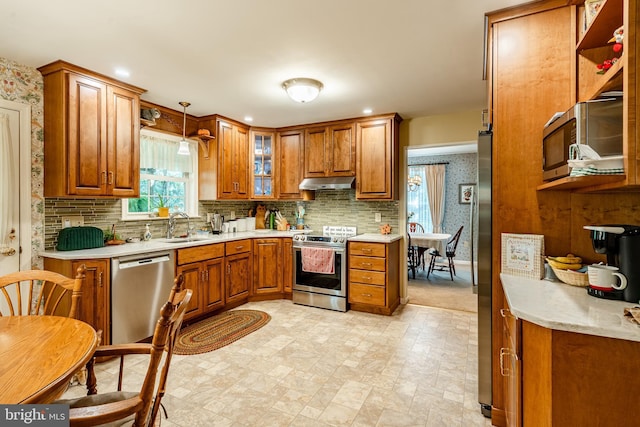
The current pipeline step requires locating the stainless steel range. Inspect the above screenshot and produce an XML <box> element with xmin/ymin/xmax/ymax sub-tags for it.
<box><xmin>292</xmin><ymin>226</ymin><xmax>357</xmax><ymax>312</ymax></box>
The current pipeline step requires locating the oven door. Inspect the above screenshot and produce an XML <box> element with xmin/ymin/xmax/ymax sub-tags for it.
<box><xmin>293</xmin><ymin>246</ymin><xmax>346</xmax><ymax>297</ymax></box>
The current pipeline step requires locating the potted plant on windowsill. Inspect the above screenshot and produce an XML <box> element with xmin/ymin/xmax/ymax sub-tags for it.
<box><xmin>155</xmin><ymin>195</ymin><xmax>170</xmax><ymax>217</ymax></box>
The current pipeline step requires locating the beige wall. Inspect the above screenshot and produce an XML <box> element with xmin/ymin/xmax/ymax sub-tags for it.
<box><xmin>402</xmin><ymin>109</ymin><xmax>483</xmax><ymax>148</ymax></box>
<box><xmin>398</xmin><ymin>109</ymin><xmax>482</xmax><ymax>302</ymax></box>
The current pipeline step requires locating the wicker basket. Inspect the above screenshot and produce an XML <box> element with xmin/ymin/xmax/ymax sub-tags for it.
<box><xmin>551</xmin><ymin>266</ymin><xmax>589</xmax><ymax>287</ymax></box>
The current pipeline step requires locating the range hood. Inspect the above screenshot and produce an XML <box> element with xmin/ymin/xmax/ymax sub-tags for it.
<box><xmin>299</xmin><ymin>176</ymin><xmax>355</xmax><ymax>190</ymax></box>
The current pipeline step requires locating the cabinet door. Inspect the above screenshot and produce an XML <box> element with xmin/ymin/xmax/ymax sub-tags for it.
<box><xmin>356</xmin><ymin>118</ymin><xmax>395</xmax><ymax>200</ymax></box>
<box><xmin>253</xmin><ymin>238</ymin><xmax>283</xmax><ymax>295</ymax></box>
<box><xmin>107</xmin><ymin>85</ymin><xmax>139</xmax><ymax>197</ymax></box>
<box><xmin>67</xmin><ymin>73</ymin><xmax>108</xmax><ymax>196</ymax></box>
<box><xmin>276</xmin><ymin>130</ymin><xmax>303</xmax><ymax>199</ymax></box>
<box><xmin>218</xmin><ymin>120</ymin><xmax>249</xmax><ymax>199</ymax></box>
<box><xmin>218</xmin><ymin>121</ymin><xmax>236</xmax><ymax>198</ymax></box>
<box><xmin>502</xmin><ymin>309</ymin><xmax>522</xmax><ymax>427</ymax></box>
<box><xmin>328</xmin><ymin>122</ymin><xmax>355</xmax><ymax>176</ymax></box>
<box><xmin>203</xmin><ymin>258</ymin><xmax>225</xmax><ymax>312</ymax></box>
<box><xmin>283</xmin><ymin>238</ymin><xmax>293</xmax><ymax>292</ymax></box>
<box><xmin>234</xmin><ymin>125</ymin><xmax>250</xmax><ymax>197</ymax></box>
<box><xmin>73</xmin><ymin>260</ymin><xmax>110</xmax><ymax>345</ymax></box>
<box><xmin>226</xmin><ymin>252</ymin><xmax>251</xmax><ymax>304</ymax></box>
<box><xmin>304</xmin><ymin>126</ymin><xmax>328</xmax><ymax>177</ymax></box>
<box><xmin>250</xmin><ymin>130</ymin><xmax>275</xmax><ymax>199</ymax></box>
<box><xmin>177</xmin><ymin>262</ymin><xmax>204</xmax><ymax>320</ymax></box>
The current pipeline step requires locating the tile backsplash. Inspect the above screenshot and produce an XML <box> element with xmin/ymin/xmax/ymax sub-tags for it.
<box><xmin>44</xmin><ymin>190</ymin><xmax>399</xmax><ymax>250</ymax></box>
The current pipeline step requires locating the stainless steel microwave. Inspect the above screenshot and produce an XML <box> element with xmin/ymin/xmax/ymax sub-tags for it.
<box><xmin>542</xmin><ymin>98</ymin><xmax>623</xmax><ymax>181</ymax></box>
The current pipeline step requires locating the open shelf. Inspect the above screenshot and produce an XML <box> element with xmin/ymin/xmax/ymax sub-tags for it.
<box><xmin>577</xmin><ymin>0</ymin><xmax>623</xmax><ymax>51</ymax></box>
<box><xmin>537</xmin><ymin>174</ymin><xmax>626</xmax><ymax>191</ymax></box>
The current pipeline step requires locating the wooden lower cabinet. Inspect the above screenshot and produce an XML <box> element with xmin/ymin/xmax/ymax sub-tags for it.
<box><xmin>176</xmin><ymin>244</ymin><xmax>225</xmax><ymax>321</ymax></box>
<box><xmin>225</xmin><ymin>240</ymin><xmax>252</xmax><ymax>304</ymax></box>
<box><xmin>503</xmin><ymin>303</ymin><xmax>640</xmax><ymax>426</ymax></box>
<box><xmin>283</xmin><ymin>238</ymin><xmax>293</xmax><ymax>293</ymax></box>
<box><xmin>44</xmin><ymin>258</ymin><xmax>110</xmax><ymax>344</ymax></box>
<box><xmin>501</xmin><ymin>308</ymin><xmax>521</xmax><ymax>427</ymax></box>
<box><xmin>347</xmin><ymin>240</ymin><xmax>399</xmax><ymax>315</ymax></box>
<box><xmin>252</xmin><ymin>238</ymin><xmax>283</xmax><ymax>296</ymax></box>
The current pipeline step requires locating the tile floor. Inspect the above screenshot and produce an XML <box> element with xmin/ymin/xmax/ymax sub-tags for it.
<box><xmin>64</xmin><ymin>300</ymin><xmax>492</xmax><ymax>427</ymax></box>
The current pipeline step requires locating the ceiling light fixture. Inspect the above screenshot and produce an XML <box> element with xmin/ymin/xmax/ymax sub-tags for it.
<box><xmin>177</xmin><ymin>101</ymin><xmax>191</xmax><ymax>156</ymax></box>
<box><xmin>282</xmin><ymin>78</ymin><xmax>323</xmax><ymax>103</ymax></box>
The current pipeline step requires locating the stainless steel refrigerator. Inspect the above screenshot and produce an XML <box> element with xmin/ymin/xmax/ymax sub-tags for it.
<box><xmin>471</xmin><ymin>128</ymin><xmax>492</xmax><ymax>417</ymax></box>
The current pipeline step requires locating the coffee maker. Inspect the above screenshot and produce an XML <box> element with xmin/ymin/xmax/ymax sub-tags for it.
<box><xmin>585</xmin><ymin>225</ymin><xmax>640</xmax><ymax>302</ymax></box>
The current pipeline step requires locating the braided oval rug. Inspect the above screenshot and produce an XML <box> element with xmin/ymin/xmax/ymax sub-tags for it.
<box><xmin>175</xmin><ymin>309</ymin><xmax>271</xmax><ymax>355</ymax></box>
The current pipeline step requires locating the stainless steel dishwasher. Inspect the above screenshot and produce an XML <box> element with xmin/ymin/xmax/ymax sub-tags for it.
<box><xmin>110</xmin><ymin>251</ymin><xmax>175</xmax><ymax>344</ymax></box>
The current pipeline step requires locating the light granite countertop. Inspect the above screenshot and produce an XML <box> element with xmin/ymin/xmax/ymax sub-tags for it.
<box><xmin>40</xmin><ymin>230</ymin><xmax>306</xmax><ymax>260</ymax></box>
<box><xmin>347</xmin><ymin>233</ymin><xmax>402</xmax><ymax>243</ymax></box>
<box><xmin>501</xmin><ymin>273</ymin><xmax>640</xmax><ymax>342</ymax></box>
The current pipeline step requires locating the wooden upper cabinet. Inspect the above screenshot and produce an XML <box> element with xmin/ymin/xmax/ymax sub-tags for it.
<box><xmin>276</xmin><ymin>129</ymin><xmax>304</xmax><ymax>199</ymax></box>
<box><xmin>304</xmin><ymin>122</ymin><xmax>355</xmax><ymax>177</ymax></box>
<box><xmin>217</xmin><ymin>118</ymin><xmax>249</xmax><ymax>199</ymax></box>
<box><xmin>39</xmin><ymin>60</ymin><xmax>144</xmax><ymax>198</ymax></box>
<box><xmin>250</xmin><ymin>129</ymin><xmax>275</xmax><ymax>199</ymax></box>
<box><xmin>355</xmin><ymin>115</ymin><xmax>401</xmax><ymax>200</ymax></box>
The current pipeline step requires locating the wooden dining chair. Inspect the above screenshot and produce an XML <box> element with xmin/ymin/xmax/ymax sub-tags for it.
<box><xmin>407</xmin><ymin>233</ymin><xmax>419</xmax><ymax>280</ymax></box>
<box><xmin>427</xmin><ymin>226</ymin><xmax>464</xmax><ymax>280</ymax></box>
<box><xmin>0</xmin><ymin>265</ymin><xmax>85</xmax><ymax>317</ymax></box>
<box><xmin>407</xmin><ymin>222</ymin><xmax>425</xmax><ymax>233</ymax></box>
<box><xmin>407</xmin><ymin>222</ymin><xmax>427</xmax><ymax>270</ymax></box>
<box><xmin>56</xmin><ymin>274</ymin><xmax>192</xmax><ymax>427</ymax></box>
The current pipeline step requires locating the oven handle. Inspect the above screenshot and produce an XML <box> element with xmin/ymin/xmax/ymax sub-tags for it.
<box><xmin>293</xmin><ymin>246</ymin><xmax>345</xmax><ymax>254</ymax></box>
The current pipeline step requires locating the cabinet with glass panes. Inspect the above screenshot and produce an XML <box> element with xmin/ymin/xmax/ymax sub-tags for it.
<box><xmin>250</xmin><ymin>129</ymin><xmax>275</xmax><ymax>199</ymax></box>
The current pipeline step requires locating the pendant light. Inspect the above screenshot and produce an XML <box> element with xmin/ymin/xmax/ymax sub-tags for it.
<box><xmin>177</xmin><ymin>101</ymin><xmax>191</xmax><ymax>156</ymax></box>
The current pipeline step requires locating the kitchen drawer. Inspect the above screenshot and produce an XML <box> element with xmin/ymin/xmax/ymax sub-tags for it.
<box><xmin>226</xmin><ymin>239</ymin><xmax>252</xmax><ymax>255</ymax></box>
<box><xmin>349</xmin><ymin>283</ymin><xmax>385</xmax><ymax>306</ymax></box>
<box><xmin>349</xmin><ymin>268</ymin><xmax>386</xmax><ymax>286</ymax></box>
<box><xmin>177</xmin><ymin>243</ymin><xmax>224</xmax><ymax>265</ymax></box>
<box><xmin>349</xmin><ymin>255</ymin><xmax>386</xmax><ymax>271</ymax></box>
<box><xmin>349</xmin><ymin>242</ymin><xmax>386</xmax><ymax>257</ymax></box>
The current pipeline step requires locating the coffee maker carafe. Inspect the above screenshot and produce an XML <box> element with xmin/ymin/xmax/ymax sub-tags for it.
<box><xmin>585</xmin><ymin>225</ymin><xmax>640</xmax><ymax>302</ymax></box>
<box><xmin>210</xmin><ymin>213</ymin><xmax>224</xmax><ymax>234</ymax></box>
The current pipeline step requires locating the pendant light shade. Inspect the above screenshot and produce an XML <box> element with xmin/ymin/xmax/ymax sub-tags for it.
<box><xmin>177</xmin><ymin>101</ymin><xmax>191</xmax><ymax>156</ymax></box>
<box><xmin>282</xmin><ymin>78</ymin><xmax>323</xmax><ymax>103</ymax></box>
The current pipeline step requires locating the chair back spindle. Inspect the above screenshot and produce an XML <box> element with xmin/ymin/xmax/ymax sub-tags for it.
<box><xmin>0</xmin><ymin>267</ymin><xmax>85</xmax><ymax>318</ymax></box>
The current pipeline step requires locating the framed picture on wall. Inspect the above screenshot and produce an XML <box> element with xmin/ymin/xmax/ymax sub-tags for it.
<box><xmin>458</xmin><ymin>183</ymin><xmax>475</xmax><ymax>204</ymax></box>
<box><xmin>585</xmin><ymin>0</ymin><xmax>604</xmax><ymax>27</ymax></box>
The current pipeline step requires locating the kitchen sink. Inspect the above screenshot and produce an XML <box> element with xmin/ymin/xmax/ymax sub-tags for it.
<box><xmin>160</xmin><ymin>236</ymin><xmax>213</xmax><ymax>243</ymax></box>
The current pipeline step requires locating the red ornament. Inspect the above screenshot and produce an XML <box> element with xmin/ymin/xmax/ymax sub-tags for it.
<box><xmin>613</xmin><ymin>43</ymin><xmax>623</xmax><ymax>53</ymax></box>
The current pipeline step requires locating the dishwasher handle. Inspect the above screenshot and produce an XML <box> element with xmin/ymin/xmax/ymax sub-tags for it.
<box><xmin>118</xmin><ymin>254</ymin><xmax>171</xmax><ymax>269</ymax></box>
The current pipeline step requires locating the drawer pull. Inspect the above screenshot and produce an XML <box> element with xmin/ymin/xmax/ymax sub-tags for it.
<box><xmin>362</xmin><ymin>293</ymin><xmax>372</xmax><ymax>297</ymax></box>
<box><xmin>361</xmin><ymin>248</ymin><xmax>372</xmax><ymax>253</ymax></box>
<box><xmin>363</xmin><ymin>276</ymin><xmax>372</xmax><ymax>281</ymax></box>
<box><xmin>235</xmin><ymin>245</ymin><xmax>244</xmax><ymax>250</ymax></box>
<box><xmin>499</xmin><ymin>347</ymin><xmax>518</xmax><ymax>377</ymax></box>
<box><xmin>361</xmin><ymin>262</ymin><xmax>372</xmax><ymax>267</ymax></box>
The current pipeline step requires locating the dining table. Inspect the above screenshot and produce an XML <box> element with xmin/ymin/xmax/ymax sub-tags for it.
<box><xmin>0</xmin><ymin>315</ymin><xmax>99</xmax><ymax>404</ymax></box>
<box><xmin>409</xmin><ymin>232</ymin><xmax>451</xmax><ymax>254</ymax></box>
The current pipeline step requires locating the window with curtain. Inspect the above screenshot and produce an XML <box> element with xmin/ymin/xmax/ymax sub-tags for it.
<box><xmin>122</xmin><ymin>130</ymin><xmax>198</xmax><ymax>219</ymax></box>
<box><xmin>407</xmin><ymin>165</ymin><xmax>434</xmax><ymax>232</ymax></box>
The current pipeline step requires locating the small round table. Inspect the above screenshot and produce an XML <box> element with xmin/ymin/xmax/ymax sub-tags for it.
<box><xmin>0</xmin><ymin>315</ymin><xmax>98</xmax><ymax>403</ymax></box>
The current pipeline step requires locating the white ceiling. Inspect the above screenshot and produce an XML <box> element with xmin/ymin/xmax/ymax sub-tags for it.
<box><xmin>2</xmin><ymin>0</ymin><xmax>524</xmax><ymax>128</ymax></box>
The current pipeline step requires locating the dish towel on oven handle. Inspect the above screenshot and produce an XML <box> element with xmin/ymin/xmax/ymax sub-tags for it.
<box><xmin>301</xmin><ymin>247</ymin><xmax>335</xmax><ymax>274</ymax></box>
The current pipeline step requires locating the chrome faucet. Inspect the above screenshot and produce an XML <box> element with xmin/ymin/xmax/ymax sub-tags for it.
<box><xmin>166</xmin><ymin>212</ymin><xmax>191</xmax><ymax>239</ymax></box>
